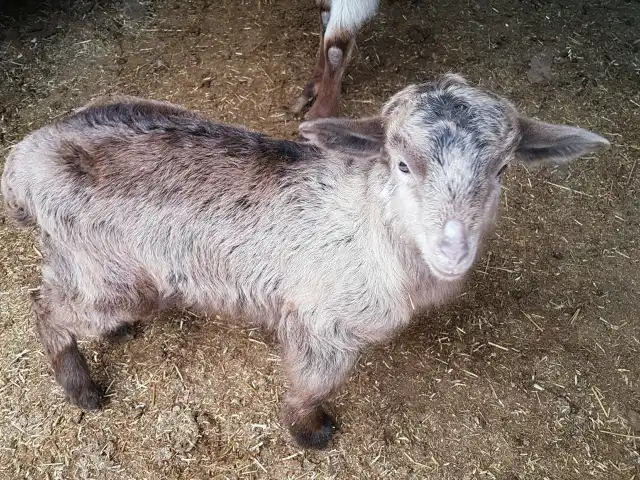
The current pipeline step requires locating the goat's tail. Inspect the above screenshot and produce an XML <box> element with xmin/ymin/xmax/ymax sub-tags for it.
<box><xmin>2</xmin><ymin>144</ymin><xmax>37</xmax><ymax>227</ymax></box>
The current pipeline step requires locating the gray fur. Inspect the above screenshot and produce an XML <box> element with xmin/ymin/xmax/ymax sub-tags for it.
<box><xmin>1</xmin><ymin>74</ymin><xmax>609</xmax><ymax>448</ymax></box>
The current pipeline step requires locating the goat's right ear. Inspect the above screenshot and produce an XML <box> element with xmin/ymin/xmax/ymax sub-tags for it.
<box><xmin>515</xmin><ymin>116</ymin><xmax>610</xmax><ymax>165</ymax></box>
<box><xmin>298</xmin><ymin>117</ymin><xmax>385</xmax><ymax>156</ymax></box>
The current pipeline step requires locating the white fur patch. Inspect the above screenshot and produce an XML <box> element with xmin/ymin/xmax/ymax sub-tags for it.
<box><xmin>325</xmin><ymin>0</ymin><xmax>380</xmax><ymax>39</ymax></box>
<box><xmin>327</xmin><ymin>46</ymin><xmax>344</xmax><ymax>68</ymax></box>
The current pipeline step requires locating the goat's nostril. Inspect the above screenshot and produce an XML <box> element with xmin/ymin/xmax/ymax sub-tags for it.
<box><xmin>443</xmin><ymin>219</ymin><xmax>465</xmax><ymax>242</ymax></box>
<box><xmin>439</xmin><ymin>220</ymin><xmax>469</xmax><ymax>266</ymax></box>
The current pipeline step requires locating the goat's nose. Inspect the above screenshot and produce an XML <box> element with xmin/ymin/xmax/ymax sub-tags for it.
<box><xmin>438</xmin><ymin>220</ymin><xmax>469</xmax><ymax>266</ymax></box>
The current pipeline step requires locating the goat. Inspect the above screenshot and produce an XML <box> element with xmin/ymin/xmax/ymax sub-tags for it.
<box><xmin>1</xmin><ymin>74</ymin><xmax>609</xmax><ymax>449</ymax></box>
<box><xmin>293</xmin><ymin>0</ymin><xmax>380</xmax><ymax>119</ymax></box>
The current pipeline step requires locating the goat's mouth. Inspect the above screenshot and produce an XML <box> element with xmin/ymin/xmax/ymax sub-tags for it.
<box><xmin>427</xmin><ymin>262</ymin><xmax>470</xmax><ymax>282</ymax></box>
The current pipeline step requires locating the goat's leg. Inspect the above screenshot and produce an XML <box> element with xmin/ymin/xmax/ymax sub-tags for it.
<box><xmin>306</xmin><ymin>33</ymin><xmax>355</xmax><ymax>119</ymax></box>
<box><xmin>32</xmin><ymin>285</ymin><xmax>103</xmax><ymax>410</ymax></box>
<box><xmin>280</xmin><ymin>332</ymin><xmax>357</xmax><ymax>449</ymax></box>
<box><xmin>293</xmin><ymin>0</ymin><xmax>378</xmax><ymax>119</ymax></box>
<box><xmin>291</xmin><ymin>1</ymin><xmax>332</xmax><ymax>116</ymax></box>
<box><xmin>33</xmin><ymin>263</ymin><xmax>143</xmax><ymax>409</ymax></box>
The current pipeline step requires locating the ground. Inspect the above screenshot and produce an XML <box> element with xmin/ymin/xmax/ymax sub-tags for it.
<box><xmin>0</xmin><ymin>0</ymin><xmax>638</xmax><ymax>478</ymax></box>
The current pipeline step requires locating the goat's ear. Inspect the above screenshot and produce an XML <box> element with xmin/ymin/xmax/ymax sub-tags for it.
<box><xmin>439</xmin><ymin>72</ymin><xmax>470</xmax><ymax>87</ymax></box>
<box><xmin>516</xmin><ymin>116</ymin><xmax>610</xmax><ymax>165</ymax></box>
<box><xmin>298</xmin><ymin>117</ymin><xmax>385</xmax><ymax>156</ymax></box>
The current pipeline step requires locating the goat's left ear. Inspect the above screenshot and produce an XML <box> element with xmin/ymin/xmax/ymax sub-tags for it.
<box><xmin>299</xmin><ymin>117</ymin><xmax>385</xmax><ymax>157</ymax></box>
<box><xmin>516</xmin><ymin>116</ymin><xmax>610</xmax><ymax>165</ymax></box>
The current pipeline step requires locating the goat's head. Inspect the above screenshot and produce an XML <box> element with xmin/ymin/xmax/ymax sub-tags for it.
<box><xmin>299</xmin><ymin>73</ymin><xmax>610</xmax><ymax>281</ymax></box>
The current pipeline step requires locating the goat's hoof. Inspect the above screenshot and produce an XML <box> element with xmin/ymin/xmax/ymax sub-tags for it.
<box><xmin>107</xmin><ymin>323</ymin><xmax>137</xmax><ymax>344</ymax></box>
<box><xmin>289</xmin><ymin>96</ymin><xmax>314</xmax><ymax>120</ymax></box>
<box><xmin>289</xmin><ymin>79</ymin><xmax>318</xmax><ymax>119</ymax></box>
<box><xmin>68</xmin><ymin>382</ymin><xmax>104</xmax><ymax>411</ymax></box>
<box><xmin>289</xmin><ymin>408</ymin><xmax>337</xmax><ymax>449</ymax></box>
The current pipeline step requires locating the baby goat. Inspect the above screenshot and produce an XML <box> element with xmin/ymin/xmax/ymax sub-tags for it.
<box><xmin>1</xmin><ymin>74</ymin><xmax>609</xmax><ymax>449</ymax></box>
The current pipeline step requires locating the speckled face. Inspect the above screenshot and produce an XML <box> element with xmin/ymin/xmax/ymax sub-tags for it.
<box><xmin>381</xmin><ymin>75</ymin><xmax>520</xmax><ymax>280</ymax></box>
<box><xmin>298</xmin><ymin>73</ymin><xmax>609</xmax><ymax>281</ymax></box>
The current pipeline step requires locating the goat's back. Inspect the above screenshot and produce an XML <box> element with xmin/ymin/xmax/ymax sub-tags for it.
<box><xmin>3</xmin><ymin>99</ymin><xmax>336</xmax><ymax>233</ymax></box>
<box><xmin>2</xmin><ymin>99</ymin><xmax>408</xmax><ymax>330</ymax></box>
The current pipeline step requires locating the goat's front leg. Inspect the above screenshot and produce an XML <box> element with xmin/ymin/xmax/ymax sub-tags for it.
<box><xmin>293</xmin><ymin>0</ymin><xmax>378</xmax><ymax>119</ymax></box>
<box><xmin>280</xmin><ymin>333</ymin><xmax>358</xmax><ymax>449</ymax></box>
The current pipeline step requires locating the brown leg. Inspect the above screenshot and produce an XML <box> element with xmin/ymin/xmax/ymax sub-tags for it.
<box><xmin>291</xmin><ymin>2</ymin><xmax>329</xmax><ymax>116</ymax></box>
<box><xmin>32</xmin><ymin>287</ymin><xmax>103</xmax><ymax>410</ymax></box>
<box><xmin>291</xmin><ymin>23</ymin><xmax>327</xmax><ymax>116</ymax></box>
<box><xmin>307</xmin><ymin>35</ymin><xmax>355</xmax><ymax>119</ymax></box>
<box><xmin>292</xmin><ymin>2</ymin><xmax>355</xmax><ymax>119</ymax></box>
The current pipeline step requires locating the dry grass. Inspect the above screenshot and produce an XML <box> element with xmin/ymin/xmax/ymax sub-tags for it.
<box><xmin>0</xmin><ymin>0</ymin><xmax>639</xmax><ymax>478</ymax></box>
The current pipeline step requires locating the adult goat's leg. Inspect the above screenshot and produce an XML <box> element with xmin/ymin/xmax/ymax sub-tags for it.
<box><xmin>291</xmin><ymin>1</ymin><xmax>330</xmax><ymax>116</ymax></box>
<box><xmin>293</xmin><ymin>0</ymin><xmax>379</xmax><ymax>119</ymax></box>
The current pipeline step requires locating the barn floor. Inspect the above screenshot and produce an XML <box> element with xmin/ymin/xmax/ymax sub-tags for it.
<box><xmin>0</xmin><ymin>0</ymin><xmax>639</xmax><ymax>478</ymax></box>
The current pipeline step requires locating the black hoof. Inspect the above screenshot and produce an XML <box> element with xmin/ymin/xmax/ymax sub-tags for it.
<box><xmin>54</xmin><ymin>345</ymin><xmax>105</xmax><ymax>411</ymax></box>
<box><xmin>289</xmin><ymin>409</ymin><xmax>337</xmax><ymax>450</ymax></box>
<box><xmin>68</xmin><ymin>380</ymin><xmax>104</xmax><ymax>411</ymax></box>
<box><xmin>106</xmin><ymin>323</ymin><xmax>137</xmax><ymax>344</ymax></box>
<box><xmin>289</xmin><ymin>82</ymin><xmax>317</xmax><ymax>119</ymax></box>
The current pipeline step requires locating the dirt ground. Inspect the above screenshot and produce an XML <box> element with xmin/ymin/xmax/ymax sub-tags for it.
<box><xmin>0</xmin><ymin>0</ymin><xmax>638</xmax><ymax>478</ymax></box>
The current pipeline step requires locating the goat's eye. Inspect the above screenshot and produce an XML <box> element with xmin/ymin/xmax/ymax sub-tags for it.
<box><xmin>497</xmin><ymin>164</ymin><xmax>508</xmax><ymax>178</ymax></box>
<box><xmin>398</xmin><ymin>161</ymin><xmax>410</xmax><ymax>174</ymax></box>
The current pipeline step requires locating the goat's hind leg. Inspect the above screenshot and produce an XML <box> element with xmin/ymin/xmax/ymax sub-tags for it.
<box><xmin>291</xmin><ymin>1</ymin><xmax>331</xmax><ymax>117</ymax></box>
<box><xmin>32</xmin><ymin>280</ymin><xmax>142</xmax><ymax>410</ymax></box>
<box><xmin>32</xmin><ymin>285</ymin><xmax>103</xmax><ymax>410</ymax></box>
